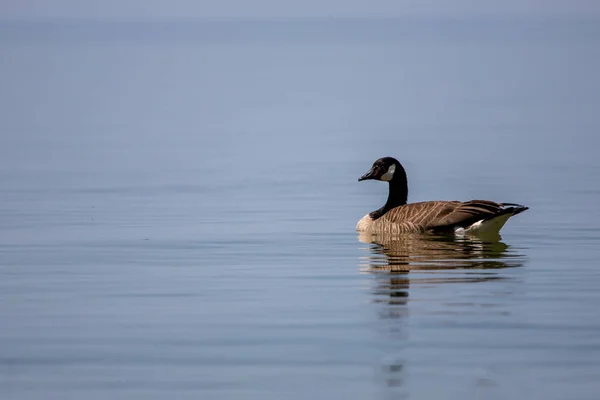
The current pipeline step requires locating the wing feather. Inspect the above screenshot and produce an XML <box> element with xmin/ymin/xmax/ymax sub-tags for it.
<box><xmin>377</xmin><ymin>200</ymin><xmax>505</xmax><ymax>232</ymax></box>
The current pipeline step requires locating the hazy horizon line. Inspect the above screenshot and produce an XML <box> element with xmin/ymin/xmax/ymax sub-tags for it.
<box><xmin>1</xmin><ymin>14</ymin><xmax>599</xmax><ymax>24</ymax></box>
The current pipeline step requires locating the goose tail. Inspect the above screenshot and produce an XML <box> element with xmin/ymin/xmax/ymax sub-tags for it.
<box><xmin>464</xmin><ymin>203</ymin><xmax>529</xmax><ymax>234</ymax></box>
<box><xmin>500</xmin><ymin>203</ymin><xmax>529</xmax><ymax>216</ymax></box>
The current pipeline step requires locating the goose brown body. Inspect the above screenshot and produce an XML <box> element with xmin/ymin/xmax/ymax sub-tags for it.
<box><xmin>357</xmin><ymin>157</ymin><xmax>528</xmax><ymax>234</ymax></box>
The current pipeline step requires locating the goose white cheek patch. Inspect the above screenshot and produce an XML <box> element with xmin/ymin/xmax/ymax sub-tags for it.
<box><xmin>380</xmin><ymin>165</ymin><xmax>396</xmax><ymax>181</ymax></box>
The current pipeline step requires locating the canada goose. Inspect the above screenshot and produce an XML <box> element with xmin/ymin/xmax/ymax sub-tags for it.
<box><xmin>357</xmin><ymin>157</ymin><xmax>528</xmax><ymax>234</ymax></box>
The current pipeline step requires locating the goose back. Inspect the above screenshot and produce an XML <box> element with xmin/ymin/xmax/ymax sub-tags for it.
<box><xmin>357</xmin><ymin>200</ymin><xmax>524</xmax><ymax>234</ymax></box>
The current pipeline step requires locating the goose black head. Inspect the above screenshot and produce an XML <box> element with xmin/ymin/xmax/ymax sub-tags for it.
<box><xmin>358</xmin><ymin>157</ymin><xmax>402</xmax><ymax>182</ymax></box>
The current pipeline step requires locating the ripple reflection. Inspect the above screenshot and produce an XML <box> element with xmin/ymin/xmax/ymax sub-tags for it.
<box><xmin>359</xmin><ymin>232</ymin><xmax>528</xmax><ymax>398</ymax></box>
<box><xmin>358</xmin><ymin>231</ymin><xmax>527</xmax><ymax>309</ymax></box>
<box><xmin>359</xmin><ymin>232</ymin><xmax>525</xmax><ymax>273</ymax></box>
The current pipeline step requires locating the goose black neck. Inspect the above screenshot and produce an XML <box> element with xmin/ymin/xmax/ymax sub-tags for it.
<box><xmin>369</xmin><ymin>166</ymin><xmax>408</xmax><ymax>220</ymax></box>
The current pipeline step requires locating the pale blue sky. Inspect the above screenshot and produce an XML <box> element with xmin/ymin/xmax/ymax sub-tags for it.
<box><xmin>1</xmin><ymin>0</ymin><xmax>599</xmax><ymax>20</ymax></box>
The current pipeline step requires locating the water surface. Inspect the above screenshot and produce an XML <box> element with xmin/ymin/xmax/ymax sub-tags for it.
<box><xmin>1</xmin><ymin>18</ymin><xmax>600</xmax><ymax>400</ymax></box>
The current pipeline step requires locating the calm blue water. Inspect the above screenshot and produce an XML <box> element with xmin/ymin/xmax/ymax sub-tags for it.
<box><xmin>1</xmin><ymin>19</ymin><xmax>600</xmax><ymax>400</ymax></box>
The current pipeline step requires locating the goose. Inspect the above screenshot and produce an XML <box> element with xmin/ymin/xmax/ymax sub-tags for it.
<box><xmin>356</xmin><ymin>157</ymin><xmax>528</xmax><ymax>235</ymax></box>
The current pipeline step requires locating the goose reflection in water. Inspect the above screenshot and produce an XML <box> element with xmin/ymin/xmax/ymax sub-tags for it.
<box><xmin>359</xmin><ymin>231</ymin><xmax>525</xmax><ymax>273</ymax></box>
<box><xmin>359</xmin><ymin>232</ymin><xmax>527</xmax><ymax>396</ymax></box>
<box><xmin>358</xmin><ymin>231</ymin><xmax>526</xmax><ymax>307</ymax></box>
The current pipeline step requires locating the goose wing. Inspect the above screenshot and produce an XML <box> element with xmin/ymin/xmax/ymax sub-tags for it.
<box><xmin>380</xmin><ymin>200</ymin><xmax>507</xmax><ymax>232</ymax></box>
